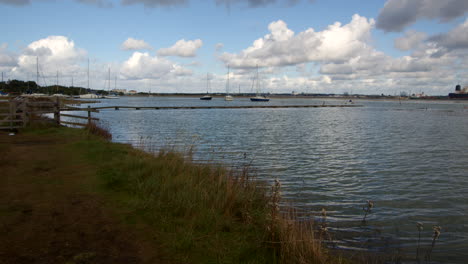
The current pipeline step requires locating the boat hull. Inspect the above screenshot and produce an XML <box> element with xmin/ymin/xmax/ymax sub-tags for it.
<box><xmin>250</xmin><ymin>97</ymin><xmax>270</xmax><ymax>102</ymax></box>
<box><xmin>449</xmin><ymin>93</ymin><xmax>468</xmax><ymax>99</ymax></box>
<box><xmin>200</xmin><ymin>96</ymin><xmax>212</xmax><ymax>100</ymax></box>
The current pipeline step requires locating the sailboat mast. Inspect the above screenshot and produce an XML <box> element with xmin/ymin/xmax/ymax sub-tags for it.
<box><xmin>256</xmin><ymin>64</ymin><xmax>259</xmax><ymax>95</ymax></box>
<box><xmin>87</xmin><ymin>58</ymin><xmax>90</xmax><ymax>90</ymax></box>
<box><xmin>206</xmin><ymin>73</ymin><xmax>210</xmax><ymax>93</ymax></box>
<box><xmin>36</xmin><ymin>57</ymin><xmax>39</xmax><ymax>86</ymax></box>
<box><xmin>226</xmin><ymin>65</ymin><xmax>230</xmax><ymax>95</ymax></box>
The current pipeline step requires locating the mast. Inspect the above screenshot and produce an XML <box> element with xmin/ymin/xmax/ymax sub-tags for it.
<box><xmin>206</xmin><ymin>73</ymin><xmax>210</xmax><ymax>94</ymax></box>
<box><xmin>108</xmin><ymin>67</ymin><xmax>111</xmax><ymax>91</ymax></box>
<box><xmin>87</xmin><ymin>58</ymin><xmax>90</xmax><ymax>91</ymax></box>
<box><xmin>256</xmin><ymin>64</ymin><xmax>259</xmax><ymax>95</ymax></box>
<box><xmin>36</xmin><ymin>57</ymin><xmax>39</xmax><ymax>86</ymax></box>
<box><xmin>56</xmin><ymin>71</ymin><xmax>59</xmax><ymax>93</ymax></box>
<box><xmin>226</xmin><ymin>65</ymin><xmax>230</xmax><ymax>95</ymax></box>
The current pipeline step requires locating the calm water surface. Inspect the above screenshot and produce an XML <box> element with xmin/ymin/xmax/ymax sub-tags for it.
<box><xmin>83</xmin><ymin>96</ymin><xmax>468</xmax><ymax>263</ymax></box>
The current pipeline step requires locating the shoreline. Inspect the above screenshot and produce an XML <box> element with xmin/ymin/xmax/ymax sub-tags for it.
<box><xmin>1</xmin><ymin>125</ymin><xmax>353</xmax><ymax>263</ymax></box>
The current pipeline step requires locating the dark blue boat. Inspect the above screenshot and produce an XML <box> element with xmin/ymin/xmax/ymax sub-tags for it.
<box><xmin>449</xmin><ymin>84</ymin><xmax>468</xmax><ymax>99</ymax></box>
<box><xmin>250</xmin><ymin>96</ymin><xmax>269</xmax><ymax>102</ymax></box>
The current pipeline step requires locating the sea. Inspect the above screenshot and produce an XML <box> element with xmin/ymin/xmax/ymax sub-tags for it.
<box><xmin>76</xmin><ymin>96</ymin><xmax>468</xmax><ymax>263</ymax></box>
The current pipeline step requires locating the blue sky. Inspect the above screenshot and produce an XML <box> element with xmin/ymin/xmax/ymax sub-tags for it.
<box><xmin>1</xmin><ymin>0</ymin><xmax>467</xmax><ymax>95</ymax></box>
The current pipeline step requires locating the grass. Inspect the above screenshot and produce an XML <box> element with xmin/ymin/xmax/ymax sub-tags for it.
<box><xmin>2</xmin><ymin>125</ymin><xmax>351</xmax><ymax>263</ymax></box>
<box><xmin>75</xmin><ymin>125</ymin><xmax>345</xmax><ymax>263</ymax></box>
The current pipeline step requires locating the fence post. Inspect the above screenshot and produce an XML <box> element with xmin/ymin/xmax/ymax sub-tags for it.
<box><xmin>54</xmin><ymin>96</ymin><xmax>60</xmax><ymax>125</ymax></box>
<box><xmin>23</xmin><ymin>98</ymin><xmax>29</xmax><ymax>127</ymax></box>
<box><xmin>9</xmin><ymin>99</ymin><xmax>13</xmax><ymax>129</ymax></box>
<box><xmin>87</xmin><ymin>106</ymin><xmax>91</xmax><ymax>125</ymax></box>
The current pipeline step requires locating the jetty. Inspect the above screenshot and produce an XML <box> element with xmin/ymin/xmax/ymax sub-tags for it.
<box><xmin>92</xmin><ymin>104</ymin><xmax>362</xmax><ymax>111</ymax></box>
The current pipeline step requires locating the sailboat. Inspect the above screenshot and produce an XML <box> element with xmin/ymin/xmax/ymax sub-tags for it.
<box><xmin>80</xmin><ymin>59</ymin><xmax>99</xmax><ymax>99</ymax></box>
<box><xmin>200</xmin><ymin>73</ymin><xmax>212</xmax><ymax>100</ymax></box>
<box><xmin>250</xmin><ymin>65</ymin><xmax>269</xmax><ymax>102</ymax></box>
<box><xmin>224</xmin><ymin>66</ymin><xmax>233</xmax><ymax>101</ymax></box>
<box><xmin>104</xmin><ymin>68</ymin><xmax>119</xmax><ymax>99</ymax></box>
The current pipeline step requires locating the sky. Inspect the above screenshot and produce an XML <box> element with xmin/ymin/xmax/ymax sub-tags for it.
<box><xmin>1</xmin><ymin>0</ymin><xmax>468</xmax><ymax>95</ymax></box>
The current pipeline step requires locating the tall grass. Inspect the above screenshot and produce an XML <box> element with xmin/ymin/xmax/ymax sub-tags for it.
<box><xmin>73</xmin><ymin>131</ymin><xmax>341</xmax><ymax>263</ymax></box>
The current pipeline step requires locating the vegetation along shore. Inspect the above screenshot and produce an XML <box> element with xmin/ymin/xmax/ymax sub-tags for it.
<box><xmin>1</xmin><ymin>123</ymin><xmax>364</xmax><ymax>264</ymax></box>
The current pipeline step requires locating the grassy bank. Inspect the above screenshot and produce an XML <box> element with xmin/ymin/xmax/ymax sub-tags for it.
<box><xmin>0</xmin><ymin>125</ymin><xmax>343</xmax><ymax>263</ymax></box>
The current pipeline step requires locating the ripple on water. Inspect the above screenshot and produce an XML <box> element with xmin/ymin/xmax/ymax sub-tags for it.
<box><xmin>97</xmin><ymin>98</ymin><xmax>468</xmax><ymax>263</ymax></box>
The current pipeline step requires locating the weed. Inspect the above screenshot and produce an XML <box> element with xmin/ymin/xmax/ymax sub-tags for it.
<box><xmin>362</xmin><ymin>200</ymin><xmax>374</xmax><ymax>222</ymax></box>
<box><xmin>425</xmin><ymin>225</ymin><xmax>441</xmax><ymax>263</ymax></box>
<box><xmin>416</xmin><ymin>222</ymin><xmax>423</xmax><ymax>262</ymax></box>
<box><xmin>85</xmin><ymin>122</ymin><xmax>112</xmax><ymax>140</ymax></box>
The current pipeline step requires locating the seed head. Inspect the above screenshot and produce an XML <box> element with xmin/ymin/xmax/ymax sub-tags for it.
<box><xmin>433</xmin><ymin>226</ymin><xmax>441</xmax><ymax>240</ymax></box>
<box><xmin>321</xmin><ymin>208</ymin><xmax>327</xmax><ymax>218</ymax></box>
<box><xmin>417</xmin><ymin>222</ymin><xmax>424</xmax><ymax>232</ymax></box>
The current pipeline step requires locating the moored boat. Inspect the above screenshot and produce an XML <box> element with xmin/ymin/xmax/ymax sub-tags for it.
<box><xmin>200</xmin><ymin>73</ymin><xmax>213</xmax><ymax>100</ymax></box>
<box><xmin>449</xmin><ymin>84</ymin><xmax>468</xmax><ymax>99</ymax></box>
<box><xmin>250</xmin><ymin>65</ymin><xmax>269</xmax><ymax>102</ymax></box>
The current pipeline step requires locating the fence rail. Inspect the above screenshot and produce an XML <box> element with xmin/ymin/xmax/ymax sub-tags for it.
<box><xmin>0</xmin><ymin>97</ymin><xmax>98</xmax><ymax>130</ymax></box>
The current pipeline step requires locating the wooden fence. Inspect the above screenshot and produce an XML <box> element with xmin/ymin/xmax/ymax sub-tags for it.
<box><xmin>0</xmin><ymin>97</ymin><xmax>98</xmax><ymax>130</ymax></box>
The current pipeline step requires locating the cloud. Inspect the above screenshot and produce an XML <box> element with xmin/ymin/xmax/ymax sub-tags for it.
<box><xmin>120</xmin><ymin>52</ymin><xmax>192</xmax><ymax>80</ymax></box>
<box><xmin>121</xmin><ymin>38</ymin><xmax>153</xmax><ymax>51</ymax></box>
<box><xmin>13</xmin><ymin>36</ymin><xmax>87</xmax><ymax>79</ymax></box>
<box><xmin>0</xmin><ymin>44</ymin><xmax>18</xmax><ymax>72</ymax></box>
<box><xmin>215</xmin><ymin>0</ymin><xmax>310</xmax><ymax>8</ymax></box>
<box><xmin>157</xmin><ymin>39</ymin><xmax>203</xmax><ymax>57</ymax></box>
<box><xmin>76</xmin><ymin>0</ymin><xmax>113</xmax><ymax>8</ymax></box>
<box><xmin>0</xmin><ymin>0</ymin><xmax>113</xmax><ymax>7</ymax></box>
<box><xmin>429</xmin><ymin>18</ymin><xmax>468</xmax><ymax>51</ymax></box>
<box><xmin>394</xmin><ymin>30</ymin><xmax>427</xmax><ymax>51</ymax></box>
<box><xmin>377</xmin><ymin>0</ymin><xmax>468</xmax><ymax>32</ymax></box>
<box><xmin>0</xmin><ymin>0</ymin><xmax>29</xmax><ymax>6</ymax></box>
<box><xmin>220</xmin><ymin>14</ymin><xmax>375</xmax><ymax>68</ymax></box>
<box><xmin>121</xmin><ymin>0</ymin><xmax>188</xmax><ymax>8</ymax></box>
<box><xmin>215</xmin><ymin>43</ymin><xmax>224</xmax><ymax>52</ymax></box>
<box><xmin>0</xmin><ymin>0</ymin><xmax>316</xmax><ymax>8</ymax></box>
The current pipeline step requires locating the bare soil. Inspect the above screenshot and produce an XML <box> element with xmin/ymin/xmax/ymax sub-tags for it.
<box><xmin>0</xmin><ymin>131</ymin><xmax>166</xmax><ymax>264</ymax></box>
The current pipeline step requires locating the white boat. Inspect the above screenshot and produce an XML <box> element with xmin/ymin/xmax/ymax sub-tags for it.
<box><xmin>250</xmin><ymin>65</ymin><xmax>269</xmax><ymax>102</ymax></box>
<box><xmin>80</xmin><ymin>93</ymin><xmax>100</xmax><ymax>99</ymax></box>
<box><xmin>224</xmin><ymin>66</ymin><xmax>234</xmax><ymax>101</ymax></box>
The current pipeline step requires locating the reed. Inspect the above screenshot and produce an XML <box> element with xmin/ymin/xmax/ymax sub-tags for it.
<box><xmin>362</xmin><ymin>200</ymin><xmax>374</xmax><ymax>222</ymax></box>
<box><xmin>84</xmin><ymin>121</ymin><xmax>112</xmax><ymax>140</ymax></box>
<box><xmin>416</xmin><ymin>222</ymin><xmax>423</xmax><ymax>262</ymax></box>
<box><xmin>424</xmin><ymin>225</ymin><xmax>441</xmax><ymax>263</ymax></box>
<box><xmin>73</xmin><ymin>132</ymin><xmax>342</xmax><ymax>263</ymax></box>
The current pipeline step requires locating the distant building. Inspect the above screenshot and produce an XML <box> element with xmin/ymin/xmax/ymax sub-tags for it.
<box><xmin>111</xmin><ymin>89</ymin><xmax>127</xmax><ymax>94</ymax></box>
<box><xmin>128</xmin><ymin>90</ymin><xmax>138</xmax><ymax>95</ymax></box>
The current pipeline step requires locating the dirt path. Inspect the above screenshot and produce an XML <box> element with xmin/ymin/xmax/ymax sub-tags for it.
<box><xmin>0</xmin><ymin>131</ymin><xmax>165</xmax><ymax>264</ymax></box>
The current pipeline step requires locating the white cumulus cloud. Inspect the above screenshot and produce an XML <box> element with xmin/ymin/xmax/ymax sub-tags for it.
<box><xmin>13</xmin><ymin>36</ymin><xmax>87</xmax><ymax>79</ymax></box>
<box><xmin>120</xmin><ymin>52</ymin><xmax>192</xmax><ymax>80</ymax></box>
<box><xmin>157</xmin><ymin>39</ymin><xmax>203</xmax><ymax>57</ymax></box>
<box><xmin>220</xmin><ymin>15</ymin><xmax>375</xmax><ymax>69</ymax></box>
<box><xmin>121</xmin><ymin>38</ymin><xmax>153</xmax><ymax>51</ymax></box>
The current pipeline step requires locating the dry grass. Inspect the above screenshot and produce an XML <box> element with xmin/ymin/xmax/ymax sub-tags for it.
<box><xmin>85</xmin><ymin>121</ymin><xmax>112</xmax><ymax>140</ymax></box>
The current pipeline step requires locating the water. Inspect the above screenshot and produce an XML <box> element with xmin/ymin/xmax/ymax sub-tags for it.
<box><xmin>80</xmin><ymin>96</ymin><xmax>468</xmax><ymax>263</ymax></box>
